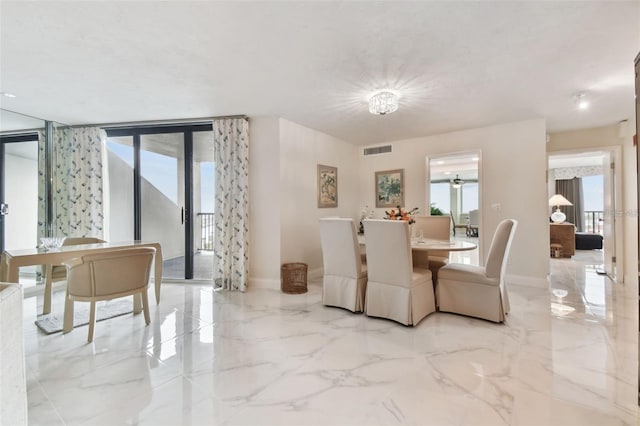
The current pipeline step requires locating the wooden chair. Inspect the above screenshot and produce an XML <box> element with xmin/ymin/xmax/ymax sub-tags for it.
<box><xmin>62</xmin><ymin>247</ymin><xmax>155</xmax><ymax>342</ymax></box>
<box><xmin>450</xmin><ymin>212</ymin><xmax>467</xmax><ymax>236</ymax></box>
<box><xmin>466</xmin><ymin>209</ymin><xmax>479</xmax><ymax>237</ymax></box>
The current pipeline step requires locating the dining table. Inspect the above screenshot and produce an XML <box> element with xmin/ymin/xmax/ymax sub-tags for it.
<box><xmin>357</xmin><ymin>234</ymin><xmax>477</xmax><ymax>253</ymax></box>
<box><xmin>0</xmin><ymin>241</ymin><xmax>164</xmax><ymax>311</ymax></box>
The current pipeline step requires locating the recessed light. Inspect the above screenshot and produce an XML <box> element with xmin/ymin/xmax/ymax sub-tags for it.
<box><xmin>471</xmin><ymin>157</ymin><xmax>479</xmax><ymax>162</ymax></box>
<box><xmin>436</xmin><ymin>161</ymin><xmax>445</xmax><ymax>165</ymax></box>
<box><xmin>0</xmin><ymin>92</ymin><xmax>16</xmax><ymax>98</ymax></box>
<box><xmin>575</xmin><ymin>92</ymin><xmax>589</xmax><ymax>110</ymax></box>
<box><xmin>444</xmin><ymin>171</ymin><xmax>451</xmax><ymax>175</ymax></box>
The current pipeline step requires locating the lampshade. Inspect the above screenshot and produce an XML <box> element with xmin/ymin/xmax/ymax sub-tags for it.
<box><xmin>368</xmin><ymin>91</ymin><xmax>398</xmax><ymax>115</ymax></box>
<box><xmin>549</xmin><ymin>194</ymin><xmax>572</xmax><ymax>223</ymax></box>
<box><xmin>548</xmin><ymin>194</ymin><xmax>573</xmax><ymax>207</ymax></box>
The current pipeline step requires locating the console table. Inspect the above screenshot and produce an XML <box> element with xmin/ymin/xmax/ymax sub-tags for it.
<box><xmin>550</xmin><ymin>223</ymin><xmax>575</xmax><ymax>257</ymax></box>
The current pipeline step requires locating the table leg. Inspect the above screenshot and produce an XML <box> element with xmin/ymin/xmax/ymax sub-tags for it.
<box><xmin>43</xmin><ymin>265</ymin><xmax>53</xmax><ymax>315</ymax></box>
<box><xmin>0</xmin><ymin>253</ymin><xmax>7</xmax><ymax>282</ymax></box>
<box><xmin>153</xmin><ymin>244</ymin><xmax>163</xmax><ymax>304</ymax></box>
<box><xmin>62</xmin><ymin>292</ymin><xmax>74</xmax><ymax>333</ymax></box>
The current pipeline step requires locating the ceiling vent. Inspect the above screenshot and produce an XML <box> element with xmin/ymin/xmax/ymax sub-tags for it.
<box><xmin>363</xmin><ymin>144</ymin><xmax>392</xmax><ymax>156</ymax></box>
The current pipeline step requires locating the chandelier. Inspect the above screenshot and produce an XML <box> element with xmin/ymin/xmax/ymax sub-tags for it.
<box><xmin>368</xmin><ymin>91</ymin><xmax>398</xmax><ymax>115</ymax></box>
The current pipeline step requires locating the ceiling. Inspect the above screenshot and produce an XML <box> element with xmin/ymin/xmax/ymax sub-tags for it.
<box><xmin>1</xmin><ymin>1</ymin><xmax>639</xmax><ymax>145</ymax></box>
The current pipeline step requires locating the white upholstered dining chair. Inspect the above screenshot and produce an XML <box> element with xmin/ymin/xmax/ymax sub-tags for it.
<box><xmin>412</xmin><ymin>215</ymin><xmax>451</xmax><ymax>285</ymax></box>
<box><xmin>437</xmin><ymin>219</ymin><xmax>517</xmax><ymax>323</ymax></box>
<box><xmin>363</xmin><ymin>219</ymin><xmax>435</xmax><ymax>326</ymax></box>
<box><xmin>62</xmin><ymin>247</ymin><xmax>156</xmax><ymax>342</ymax></box>
<box><xmin>319</xmin><ymin>218</ymin><xmax>367</xmax><ymax>312</ymax></box>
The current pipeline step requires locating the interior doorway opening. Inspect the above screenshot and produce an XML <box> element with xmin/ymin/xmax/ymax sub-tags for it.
<box><xmin>547</xmin><ymin>148</ymin><xmax>621</xmax><ymax>282</ymax></box>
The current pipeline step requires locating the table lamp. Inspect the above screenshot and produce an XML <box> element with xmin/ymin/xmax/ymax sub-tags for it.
<box><xmin>548</xmin><ymin>194</ymin><xmax>573</xmax><ymax>223</ymax></box>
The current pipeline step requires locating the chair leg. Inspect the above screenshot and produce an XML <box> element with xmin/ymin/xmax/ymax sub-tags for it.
<box><xmin>62</xmin><ymin>291</ymin><xmax>74</xmax><ymax>333</ymax></box>
<box><xmin>133</xmin><ymin>293</ymin><xmax>143</xmax><ymax>314</ymax></box>
<box><xmin>87</xmin><ymin>301</ymin><xmax>96</xmax><ymax>343</ymax></box>
<box><xmin>141</xmin><ymin>290</ymin><xmax>150</xmax><ymax>325</ymax></box>
<box><xmin>43</xmin><ymin>265</ymin><xmax>53</xmax><ymax>315</ymax></box>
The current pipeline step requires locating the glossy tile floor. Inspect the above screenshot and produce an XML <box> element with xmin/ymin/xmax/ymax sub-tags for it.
<box><xmin>23</xmin><ymin>251</ymin><xmax>638</xmax><ymax>425</ymax></box>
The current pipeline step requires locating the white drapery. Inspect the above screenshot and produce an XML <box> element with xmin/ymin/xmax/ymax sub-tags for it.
<box><xmin>213</xmin><ymin>118</ymin><xmax>249</xmax><ymax>291</ymax></box>
<box><xmin>52</xmin><ymin>127</ymin><xmax>107</xmax><ymax>238</ymax></box>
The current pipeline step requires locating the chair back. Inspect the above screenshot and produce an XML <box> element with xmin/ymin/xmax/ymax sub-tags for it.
<box><xmin>468</xmin><ymin>210</ymin><xmax>479</xmax><ymax>227</ymax></box>
<box><xmin>65</xmin><ymin>247</ymin><xmax>155</xmax><ymax>298</ymax></box>
<box><xmin>413</xmin><ymin>216</ymin><xmax>451</xmax><ymax>240</ymax></box>
<box><xmin>319</xmin><ymin>218</ymin><xmax>361</xmax><ymax>278</ymax></box>
<box><xmin>363</xmin><ymin>219</ymin><xmax>412</xmax><ymax>286</ymax></box>
<box><xmin>485</xmin><ymin>219</ymin><xmax>517</xmax><ymax>279</ymax></box>
<box><xmin>62</xmin><ymin>237</ymin><xmax>105</xmax><ymax>246</ymax></box>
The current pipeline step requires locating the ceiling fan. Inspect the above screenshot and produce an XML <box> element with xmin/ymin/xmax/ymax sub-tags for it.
<box><xmin>451</xmin><ymin>174</ymin><xmax>464</xmax><ymax>188</ymax></box>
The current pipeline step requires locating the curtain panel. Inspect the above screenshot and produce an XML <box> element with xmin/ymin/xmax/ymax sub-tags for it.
<box><xmin>556</xmin><ymin>178</ymin><xmax>584</xmax><ymax>231</ymax></box>
<box><xmin>53</xmin><ymin>127</ymin><xmax>106</xmax><ymax>238</ymax></box>
<box><xmin>213</xmin><ymin>118</ymin><xmax>249</xmax><ymax>291</ymax></box>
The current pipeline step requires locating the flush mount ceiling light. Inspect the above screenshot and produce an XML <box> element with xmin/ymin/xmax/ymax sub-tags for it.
<box><xmin>368</xmin><ymin>91</ymin><xmax>398</xmax><ymax>115</ymax></box>
<box><xmin>451</xmin><ymin>174</ymin><xmax>464</xmax><ymax>188</ymax></box>
<box><xmin>0</xmin><ymin>92</ymin><xmax>16</xmax><ymax>98</ymax></box>
<box><xmin>575</xmin><ymin>92</ymin><xmax>589</xmax><ymax>110</ymax></box>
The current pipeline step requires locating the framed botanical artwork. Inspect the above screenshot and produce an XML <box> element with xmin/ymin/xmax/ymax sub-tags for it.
<box><xmin>317</xmin><ymin>164</ymin><xmax>338</xmax><ymax>208</ymax></box>
<box><xmin>375</xmin><ymin>169</ymin><xmax>404</xmax><ymax>208</ymax></box>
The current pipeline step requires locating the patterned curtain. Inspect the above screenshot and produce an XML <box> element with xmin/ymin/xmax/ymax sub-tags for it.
<box><xmin>213</xmin><ymin>118</ymin><xmax>249</xmax><ymax>291</ymax></box>
<box><xmin>37</xmin><ymin>130</ymin><xmax>46</xmax><ymax>239</ymax></box>
<box><xmin>52</xmin><ymin>127</ymin><xmax>106</xmax><ymax>238</ymax></box>
<box><xmin>556</xmin><ymin>178</ymin><xmax>584</xmax><ymax>231</ymax></box>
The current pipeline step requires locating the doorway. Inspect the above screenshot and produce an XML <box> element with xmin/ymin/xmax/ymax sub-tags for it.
<box><xmin>105</xmin><ymin>123</ymin><xmax>214</xmax><ymax>281</ymax></box>
<box><xmin>547</xmin><ymin>148</ymin><xmax>621</xmax><ymax>281</ymax></box>
<box><xmin>426</xmin><ymin>151</ymin><xmax>481</xmax><ymax>264</ymax></box>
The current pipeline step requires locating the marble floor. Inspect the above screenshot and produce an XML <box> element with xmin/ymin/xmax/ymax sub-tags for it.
<box><xmin>22</xmin><ymin>250</ymin><xmax>638</xmax><ymax>425</ymax></box>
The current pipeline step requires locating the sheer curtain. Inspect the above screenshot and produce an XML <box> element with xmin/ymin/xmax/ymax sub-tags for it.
<box><xmin>52</xmin><ymin>127</ymin><xmax>107</xmax><ymax>238</ymax></box>
<box><xmin>556</xmin><ymin>177</ymin><xmax>584</xmax><ymax>231</ymax></box>
<box><xmin>213</xmin><ymin>118</ymin><xmax>249</xmax><ymax>291</ymax></box>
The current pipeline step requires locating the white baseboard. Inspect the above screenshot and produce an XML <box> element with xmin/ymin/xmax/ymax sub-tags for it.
<box><xmin>506</xmin><ymin>274</ymin><xmax>548</xmax><ymax>289</ymax></box>
<box><xmin>249</xmin><ymin>267</ymin><xmax>322</xmax><ymax>291</ymax></box>
<box><xmin>248</xmin><ymin>277</ymin><xmax>280</xmax><ymax>290</ymax></box>
<box><xmin>308</xmin><ymin>267</ymin><xmax>323</xmax><ymax>280</ymax></box>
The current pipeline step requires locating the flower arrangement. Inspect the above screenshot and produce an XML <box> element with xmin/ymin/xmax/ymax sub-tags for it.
<box><xmin>385</xmin><ymin>206</ymin><xmax>419</xmax><ymax>224</ymax></box>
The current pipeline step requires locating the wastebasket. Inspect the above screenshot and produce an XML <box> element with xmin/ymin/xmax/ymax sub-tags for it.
<box><xmin>280</xmin><ymin>262</ymin><xmax>308</xmax><ymax>294</ymax></box>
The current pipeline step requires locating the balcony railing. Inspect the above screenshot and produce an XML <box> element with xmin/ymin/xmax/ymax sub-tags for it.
<box><xmin>198</xmin><ymin>212</ymin><xmax>215</xmax><ymax>251</ymax></box>
<box><xmin>584</xmin><ymin>210</ymin><xmax>603</xmax><ymax>234</ymax></box>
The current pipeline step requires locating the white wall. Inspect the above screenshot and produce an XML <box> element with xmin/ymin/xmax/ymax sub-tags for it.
<box><xmin>248</xmin><ymin>117</ymin><xmax>282</xmax><ymax>286</ymax></box>
<box><xmin>279</xmin><ymin>118</ymin><xmax>360</xmax><ymax>277</ymax></box>
<box><xmin>359</xmin><ymin>119</ymin><xmax>549</xmax><ymax>284</ymax></box>
<box><xmin>548</xmin><ymin>119</ymin><xmax>638</xmax><ymax>286</ymax></box>
<box><xmin>4</xmin><ymin>154</ymin><xmax>38</xmax><ymax>250</ymax></box>
<box><xmin>248</xmin><ymin>117</ymin><xmax>360</xmax><ymax>288</ymax></box>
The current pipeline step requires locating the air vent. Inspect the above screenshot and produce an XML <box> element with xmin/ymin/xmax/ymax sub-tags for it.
<box><xmin>363</xmin><ymin>145</ymin><xmax>392</xmax><ymax>156</ymax></box>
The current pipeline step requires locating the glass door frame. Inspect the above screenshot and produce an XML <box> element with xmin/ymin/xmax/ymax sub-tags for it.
<box><xmin>105</xmin><ymin>122</ymin><xmax>213</xmax><ymax>280</ymax></box>
<box><xmin>0</xmin><ymin>132</ymin><xmax>41</xmax><ymax>253</ymax></box>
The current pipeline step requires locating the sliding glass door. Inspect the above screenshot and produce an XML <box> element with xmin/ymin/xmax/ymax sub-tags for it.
<box><xmin>106</xmin><ymin>124</ymin><xmax>213</xmax><ymax>281</ymax></box>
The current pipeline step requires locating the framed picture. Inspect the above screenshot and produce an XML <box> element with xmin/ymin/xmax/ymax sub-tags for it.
<box><xmin>317</xmin><ymin>165</ymin><xmax>338</xmax><ymax>208</ymax></box>
<box><xmin>375</xmin><ymin>169</ymin><xmax>404</xmax><ymax>208</ymax></box>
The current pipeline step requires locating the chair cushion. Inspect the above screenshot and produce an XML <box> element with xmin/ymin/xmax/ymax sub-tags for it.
<box><xmin>438</xmin><ymin>263</ymin><xmax>499</xmax><ymax>286</ymax></box>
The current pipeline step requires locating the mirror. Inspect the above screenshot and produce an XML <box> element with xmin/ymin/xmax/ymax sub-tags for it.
<box><xmin>427</xmin><ymin>151</ymin><xmax>480</xmax><ymax>244</ymax></box>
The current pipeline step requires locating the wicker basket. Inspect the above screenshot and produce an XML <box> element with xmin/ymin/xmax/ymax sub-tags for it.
<box><xmin>280</xmin><ymin>263</ymin><xmax>308</xmax><ymax>294</ymax></box>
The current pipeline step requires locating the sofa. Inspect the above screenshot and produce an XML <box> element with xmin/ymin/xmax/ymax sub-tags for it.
<box><xmin>575</xmin><ymin>232</ymin><xmax>603</xmax><ymax>250</ymax></box>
